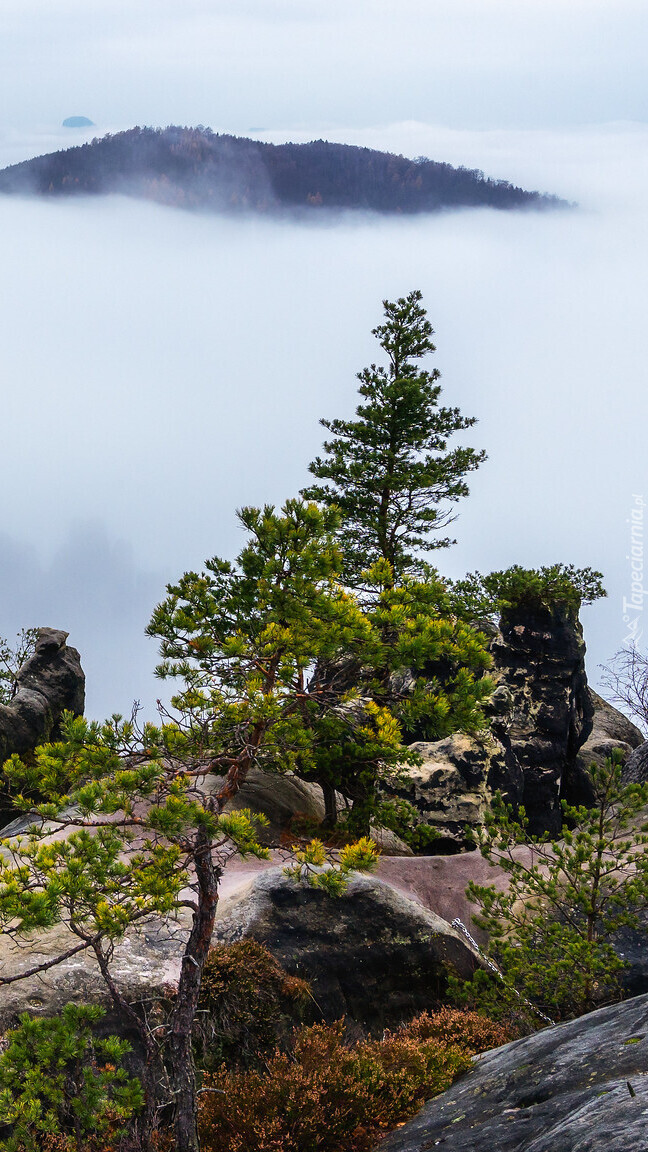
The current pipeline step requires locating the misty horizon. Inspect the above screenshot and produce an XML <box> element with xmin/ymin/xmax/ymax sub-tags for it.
<box><xmin>1</xmin><ymin>2</ymin><xmax>646</xmax><ymax>720</ymax></box>
<box><xmin>0</xmin><ymin>116</ymin><xmax>646</xmax><ymax>717</ymax></box>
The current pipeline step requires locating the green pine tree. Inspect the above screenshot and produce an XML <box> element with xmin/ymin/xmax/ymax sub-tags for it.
<box><xmin>0</xmin><ymin>500</ymin><xmax>387</xmax><ymax>1152</ymax></box>
<box><xmin>455</xmin><ymin>752</ymin><xmax>648</xmax><ymax>1029</ymax></box>
<box><xmin>0</xmin><ymin>1004</ymin><xmax>143</xmax><ymax>1152</ymax></box>
<box><xmin>302</xmin><ymin>290</ymin><xmax>486</xmax><ymax>587</ymax></box>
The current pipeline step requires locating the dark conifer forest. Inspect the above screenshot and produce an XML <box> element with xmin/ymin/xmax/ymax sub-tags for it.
<box><xmin>0</xmin><ymin>126</ymin><xmax>565</xmax><ymax>215</ymax></box>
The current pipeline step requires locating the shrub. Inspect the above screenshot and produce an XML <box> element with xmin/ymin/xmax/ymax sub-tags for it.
<box><xmin>195</xmin><ymin>941</ymin><xmax>311</xmax><ymax>1071</ymax></box>
<box><xmin>451</xmin><ymin>564</ymin><xmax>606</xmax><ymax>621</ymax></box>
<box><xmin>0</xmin><ymin>1004</ymin><xmax>143</xmax><ymax>1152</ymax></box>
<box><xmin>198</xmin><ymin>1009</ymin><xmax>510</xmax><ymax>1152</ymax></box>
<box><xmin>395</xmin><ymin>1007</ymin><xmax>513</xmax><ymax>1051</ymax></box>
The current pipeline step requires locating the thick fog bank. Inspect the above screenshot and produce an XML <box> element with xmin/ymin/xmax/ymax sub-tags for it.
<box><xmin>0</xmin><ymin>122</ymin><xmax>646</xmax><ymax>718</ymax></box>
<box><xmin>2</xmin><ymin>0</ymin><xmax>647</xmax><ymax>131</ymax></box>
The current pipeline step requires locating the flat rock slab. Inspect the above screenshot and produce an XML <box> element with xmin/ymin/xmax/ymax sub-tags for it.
<box><xmin>375</xmin><ymin>992</ymin><xmax>648</xmax><ymax>1152</ymax></box>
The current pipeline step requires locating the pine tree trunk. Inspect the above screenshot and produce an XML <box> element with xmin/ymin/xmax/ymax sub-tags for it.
<box><xmin>168</xmin><ymin>828</ymin><xmax>221</xmax><ymax>1152</ymax></box>
<box><xmin>322</xmin><ymin>781</ymin><xmax>337</xmax><ymax>828</ymax></box>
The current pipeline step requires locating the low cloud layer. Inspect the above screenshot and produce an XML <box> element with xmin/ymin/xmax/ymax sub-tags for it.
<box><xmin>1</xmin><ymin>1</ymin><xmax>647</xmax><ymax>134</ymax></box>
<box><xmin>0</xmin><ymin>120</ymin><xmax>646</xmax><ymax>716</ymax></box>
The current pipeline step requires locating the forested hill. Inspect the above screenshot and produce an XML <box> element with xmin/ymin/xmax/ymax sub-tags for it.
<box><xmin>0</xmin><ymin>126</ymin><xmax>565</xmax><ymax>215</ymax></box>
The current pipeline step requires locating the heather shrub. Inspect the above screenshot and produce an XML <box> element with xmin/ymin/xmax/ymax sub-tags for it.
<box><xmin>394</xmin><ymin>1007</ymin><xmax>514</xmax><ymax>1050</ymax></box>
<box><xmin>195</xmin><ymin>941</ymin><xmax>311</xmax><ymax>1071</ymax></box>
<box><xmin>198</xmin><ymin>1009</ymin><xmax>508</xmax><ymax>1152</ymax></box>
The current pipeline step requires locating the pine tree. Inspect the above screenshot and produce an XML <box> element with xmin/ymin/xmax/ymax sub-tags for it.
<box><xmin>456</xmin><ymin>753</ymin><xmax>648</xmax><ymax>1028</ymax></box>
<box><xmin>302</xmin><ymin>290</ymin><xmax>486</xmax><ymax>586</ymax></box>
<box><xmin>0</xmin><ymin>500</ymin><xmax>387</xmax><ymax>1152</ymax></box>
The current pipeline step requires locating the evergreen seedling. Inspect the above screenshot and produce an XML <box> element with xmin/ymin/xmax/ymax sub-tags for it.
<box><xmin>456</xmin><ymin>752</ymin><xmax>648</xmax><ymax>1027</ymax></box>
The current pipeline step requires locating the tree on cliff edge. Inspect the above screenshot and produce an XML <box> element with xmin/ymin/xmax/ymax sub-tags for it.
<box><xmin>0</xmin><ymin>501</ymin><xmax>389</xmax><ymax>1152</ymax></box>
<box><xmin>302</xmin><ymin>290</ymin><xmax>486</xmax><ymax>587</ymax></box>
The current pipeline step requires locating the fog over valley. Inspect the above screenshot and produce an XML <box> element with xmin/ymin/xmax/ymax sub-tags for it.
<box><xmin>0</xmin><ymin>119</ymin><xmax>646</xmax><ymax>716</ymax></box>
<box><xmin>1</xmin><ymin>0</ymin><xmax>647</xmax><ymax>718</ymax></box>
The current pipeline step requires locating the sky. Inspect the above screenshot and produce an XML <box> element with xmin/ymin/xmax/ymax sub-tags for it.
<box><xmin>0</xmin><ymin>2</ymin><xmax>647</xmax><ymax>718</ymax></box>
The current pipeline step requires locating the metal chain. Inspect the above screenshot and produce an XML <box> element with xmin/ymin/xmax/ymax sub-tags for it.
<box><xmin>451</xmin><ymin>916</ymin><xmax>555</xmax><ymax>1027</ymax></box>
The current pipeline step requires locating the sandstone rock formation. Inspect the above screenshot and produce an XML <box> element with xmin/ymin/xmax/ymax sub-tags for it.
<box><xmin>0</xmin><ymin>863</ymin><xmax>479</xmax><ymax>1032</ymax></box>
<box><xmin>488</xmin><ymin>602</ymin><xmax>593</xmax><ymax>835</ymax></box>
<box><xmin>213</xmin><ymin>868</ymin><xmax>481</xmax><ymax>1030</ymax></box>
<box><xmin>0</xmin><ymin>628</ymin><xmax>84</xmax><ymax>769</ymax></box>
<box><xmin>374</xmin><ymin>992</ymin><xmax>648</xmax><ymax>1152</ymax></box>
<box><xmin>569</xmin><ymin>688</ymin><xmax>644</xmax><ymax>803</ymax></box>
<box><xmin>622</xmin><ymin>739</ymin><xmax>648</xmax><ymax>785</ymax></box>
<box><xmin>385</xmin><ymin>606</ymin><xmax>638</xmax><ymax>843</ymax></box>
<box><xmin>384</xmin><ymin>733</ymin><xmax>522</xmax><ymax>852</ymax></box>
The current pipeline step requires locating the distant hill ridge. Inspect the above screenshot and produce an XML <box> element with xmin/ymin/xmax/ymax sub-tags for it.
<box><xmin>0</xmin><ymin>125</ymin><xmax>566</xmax><ymax>215</ymax></box>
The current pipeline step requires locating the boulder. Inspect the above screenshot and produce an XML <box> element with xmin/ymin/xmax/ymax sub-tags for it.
<box><xmin>567</xmin><ymin>689</ymin><xmax>644</xmax><ymax>803</ymax></box>
<box><xmin>383</xmin><ymin>733</ymin><xmax>523</xmax><ymax>852</ymax></box>
<box><xmin>374</xmin><ymin>992</ymin><xmax>648</xmax><ymax>1152</ymax></box>
<box><xmin>0</xmin><ymin>628</ymin><xmax>84</xmax><ymax>769</ymax></box>
<box><xmin>213</xmin><ymin>868</ymin><xmax>481</xmax><ymax>1030</ymax></box>
<box><xmin>623</xmin><ymin>741</ymin><xmax>648</xmax><ymax>785</ymax></box>
<box><xmin>0</xmin><ymin>863</ymin><xmax>478</xmax><ymax>1032</ymax></box>
<box><xmin>0</xmin><ymin>910</ymin><xmax>189</xmax><ymax>1030</ymax></box>
<box><xmin>225</xmin><ymin>767</ymin><xmax>412</xmax><ymax>855</ymax></box>
<box><xmin>225</xmin><ymin>769</ymin><xmax>330</xmax><ymax>846</ymax></box>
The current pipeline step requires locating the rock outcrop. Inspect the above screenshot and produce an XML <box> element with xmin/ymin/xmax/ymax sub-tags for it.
<box><xmin>488</xmin><ymin>603</ymin><xmax>593</xmax><ymax>835</ymax></box>
<box><xmin>374</xmin><ymin>992</ymin><xmax>648</xmax><ymax>1152</ymax></box>
<box><xmin>385</xmin><ymin>733</ymin><xmax>523</xmax><ymax>852</ymax></box>
<box><xmin>0</xmin><ymin>863</ymin><xmax>479</xmax><ymax>1032</ymax></box>
<box><xmin>622</xmin><ymin>740</ymin><xmax>648</xmax><ymax>784</ymax></box>
<box><xmin>386</xmin><ymin>606</ymin><xmax>639</xmax><ymax>843</ymax></box>
<box><xmin>213</xmin><ymin>868</ymin><xmax>481</xmax><ymax>1030</ymax></box>
<box><xmin>569</xmin><ymin>689</ymin><xmax>644</xmax><ymax>803</ymax></box>
<box><xmin>0</xmin><ymin>628</ymin><xmax>84</xmax><ymax>767</ymax></box>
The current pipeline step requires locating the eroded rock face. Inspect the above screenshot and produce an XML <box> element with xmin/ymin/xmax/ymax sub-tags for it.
<box><xmin>622</xmin><ymin>740</ymin><xmax>648</xmax><ymax>785</ymax></box>
<box><xmin>374</xmin><ymin>992</ymin><xmax>648</xmax><ymax>1152</ymax></box>
<box><xmin>213</xmin><ymin>868</ymin><xmax>481</xmax><ymax>1030</ymax></box>
<box><xmin>0</xmin><ymin>628</ymin><xmax>84</xmax><ymax>767</ymax></box>
<box><xmin>383</xmin><ymin>604</ymin><xmax>622</xmax><ymax>843</ymax></box>
<box><xmin>568</xmin><ymin>689</ymin><xmax>644</xmax><ymax>804</ymax></box>
<box><xmin>489</xmin><ymin>604</ymin><xmax>594</xmax><ymax>835</ymax></box>
<box><xmin>384</xmin><ymin>733</ymin><xmax>523</xmax><ymax>852</ymax></box>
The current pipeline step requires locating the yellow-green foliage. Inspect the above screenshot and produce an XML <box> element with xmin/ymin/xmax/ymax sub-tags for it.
<box><xmin>283</xmin><ymin>836</ymin><xmax>380</xmax><ymax>896</ymax></box>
